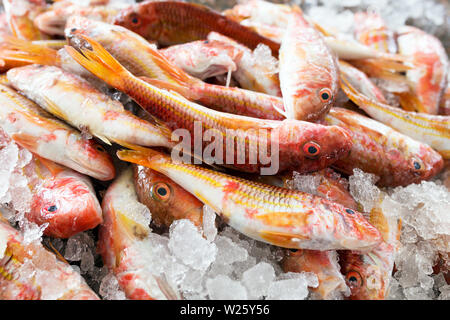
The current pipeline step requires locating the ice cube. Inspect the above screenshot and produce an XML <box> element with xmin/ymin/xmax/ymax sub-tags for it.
<box><xmin>202</xmin><ymin>205</ymin><xmax>217</xmax><ymax>241</ymax></box>
<box><xmin>267</xmin><ymin>278</ymin><xmax>309</xmax><ymax>300</ymax></box>
<box><xmin>242</xmin><ymin>262</ymin><xmax>275</xmax><ymax>299</ymax></box>
<box><xmin>99</xmin><ymin>273</ymin><xmax>127</xmax><ymax>300</ymax></box>
<box><xmin>349</xmin><ymin>168</ymin><xmax>380</xmax><ymax>212</ymax></box>
<box><xmin>206</xmin><ymin>275</ymin><xmax>248</xmax><ymax>300</ymax></box>
<box><xmin>214</xmin><ymin>235</ymin><xmax>248</xmax><ymax>265</ymax></box>
<box><xmin>168</xmin><ymin>219</ymin><xmax>217</xmax><ymax>271</ymax></box>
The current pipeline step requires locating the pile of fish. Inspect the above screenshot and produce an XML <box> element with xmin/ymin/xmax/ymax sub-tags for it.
<box><xmin>0</xmin><ymin>0</ymin><xmax>448</xmax><ymax>300</ymax></box>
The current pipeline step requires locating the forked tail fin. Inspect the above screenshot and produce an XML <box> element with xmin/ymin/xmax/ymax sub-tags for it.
<box><xmin>64</xmin><ymin>35</ymin><xmax>134</xmax><ymax>92</ymax></box>
<box><xmin>0</xmin><ymin>35</ymin><xmax>60</xmax><ymax>67</ymax></box>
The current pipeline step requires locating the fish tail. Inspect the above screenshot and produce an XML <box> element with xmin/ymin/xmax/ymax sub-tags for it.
<box><xmin>0</xmin><ymin>35</ymin><xmax>60</xmax><ymax>67</ymax></box>
<box><xmin>64</xmin><ymin>35</ymin><xmax>132</xmax><ymax>91</ymax></box>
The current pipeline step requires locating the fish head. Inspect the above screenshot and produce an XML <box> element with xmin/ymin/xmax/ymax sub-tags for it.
<box><xmin>401</xmin><ymin>144</ymin><xmax>444</xmax><ymax>185</ymax></box>
<box><xmin>68</xmin><ymin>135</ymin><xmax>116</xmax><ymax>181</ymax></box>
<box><xmin>33</xmin><ymin>4</ymin><xmax>69</xmax><ymax>36</ymax></box>
<box><xmin>29</xmin><ymin>172</ymin><xmax>103</xmax><ymax>238</ymax></box>
<box><xmin>133</xmin><ymin>165</ymin><xmax>204</xmax><ymax>229</ymax></box>
<box><xmin>64</xmin><ymin>15</ymin><xmax>103</xmax><ymax>41</ymax></box>
<box><xmin>278</xmin><ymin>120</ymin><xmax>353</xmax><ymax>173</ymax></box>
<box><xmin>339</xmin><ymin>243</ymin><xmax>393</xmax><ymax>300</ymax></box>
<box><xmin>114</xmin><ymin>3</ymin><xmax>162</xmax><ymax>41</ymax></box>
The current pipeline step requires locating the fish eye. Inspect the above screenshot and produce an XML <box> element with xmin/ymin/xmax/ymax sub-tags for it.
<box><xmin>289</xmin><ymin>249</ymin><xmax>298</xmax><ymax>252</ymax></box>
<box><xmin>130</xmin><ymin>14</ymin><xmax>140</xmax><ymax>25</ymax></box>
<box><xmin>319</xmin><ymin>88</ymin><xmax>332</xmax><ymax>103</ymax></box>
<box><xmin>96</xmin><ymin>145</ymin><xmax>105</xmax><ymax>152</ymax></box>
<box><xmin>70</xmin><ymin>28</ymin><xmax>77</xmax><ymax>33</ymax></box>
<box><xmin>345</xmin><ymin>208</ymin><xmax>355</xmax><ymax>215</ymax></box>
<box><xmin>151</xmin><ymin>182</ymin><xmax>171</xmax><ymax>201</ymax></box>
<box><xmin>302</xmin><ymin>142</ymin><xmax>321</xmax><ymax>158</ymax></box>
<box><xmin>346</xmin><ymin>271</ymin><xmax>363</xmax><ymax>288</ymax></box>
<box><xmin>46</xmin><ymin>205</ymin><xmax>58</xmax><ymax>213</ymax></box>
<box><xmin>411</xmin><ymin>158</ymin><xmax>423</xmax><ymax>171</ymax></box>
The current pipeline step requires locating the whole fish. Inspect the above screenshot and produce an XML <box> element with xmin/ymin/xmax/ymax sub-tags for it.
<box><xmin>0</xmin><ymin>128</ymin><xmax>103</xmax><ymax>238</ymax></box>
<box><xmin>113</xmin><ymin>0</ymin><xmax>280</xmax><ymax>57</ymax></box>
<box><xmin>65</xmin><ymin>17</ymin><xmax>286</xmax><ymax>121</ymax></box>
<box><xmin>323</xmin><ymin>107</ymin><xmax>444</xmax><ymax>187</ymax></box>
<box><xmin>340</xmin><ymin>69</ymin><xmax>450</xmax><ymax>159</ymax></box>
<box><xmin>207</xmin><ymin>32</ymin><xmax>282</xmax><ymax>97</ymax></box>
<box><xmin>160</xmin><ymin>39</ymin><xmax>240</xmax><ymax>81</ymax></box>
<box><xmin>0</xmin><ymin>216</ymin><xmax>99</xmax><ymax>300</ymax></box>
<box><xmin>353</xmin><ymin>11</ymin><xmax>396</xmax><ymax>54</ymax></box>
<box><xmin>7</xmin><ymin>65</ymin><xmax>174</xmax><ymax>148</ymax></box>
<box><xmin>278</xmin><ymin>7</ymin><xmax>338</xmax><ymax>121</ymax></box>
<box><xmin>397</xmin><ymin>26</ymin><xmax>449</xmax><ymax>115</ymax></box>
<box><xmin>0</xmin><ymin>83</ymin><xmax>115</xmax><ymax>180</ymax></box>
<box><xmin>98</xmin><ymin>167</ymin><xmax>181</xmax><ymax>300</ymax></box>
<box><xmin>3</xmin><ymin>0</ymin><xmax>48</xmax><ymax>40</ymax></box>
<box><xmin>339</xmin><ymin>193</ymin><xmax>402</xmax><ymax>300</ymax></box>
<box><xmin>117</xmin><ymin>147</ymin><xmax>382</xmax><ymax>251</ymax></box>
<box><xmin>66</xmin><ymin>36</ymin><xmax>353</xmax><ymax>174</ymax></box>
<box><xmin>133</xmin><ymin>165</ymin><xmax>203</xmax><ymax>229</ymax></box>
<box><xmin>33</xmin><ymin>0</ymin><xmax>129</xmax><ymax>36</ymax></box>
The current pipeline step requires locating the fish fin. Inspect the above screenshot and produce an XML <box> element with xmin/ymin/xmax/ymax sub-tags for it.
<box><xmin>116</xmin><ymin>148</ymin><xmax>167</xmax><ymax>170</ymax></box>
<box><xmin>154</xmin><ymin>274</ymin><xmax>181</xmax><ymax>300</ymax></box>
<box><xmin>397</xmin><ymin>91</ymin><xmax>427</xmax><ymax>113</ymax></box>
<box><xmin>35</xmin><ymin>156</ymin><xmax>64</xmax><ymax>176</ymax></box>
<box><xmin>10</xmin><ymin>133</ymin><xmax>38</xmax><ymax>152</ymax></box>
<box><xmin>0</xmin><ymin>74</ymin><xmax>9</xmax><ymax>85</ymax></box>
<box><xmin>94</xmin><ymin>133</ymin><xmax>112</xmax><ymax>146</ymax></box>
<box><xmin>259</xmin><ymin>230</ymin><xmax>309</xmax><ymax>249</ymax></box>
<box><xmin>0</xmin><ymin>35</ymin><xmax>59</xmax><ymax>66</ymax></box>
<box><xmin>46</xmin><ymin>240</ymin><xmax>69</xmax><ymax>264</ymax></box>
<box><xmin>41</xmin><ymin>95</ymin><xmax>67</xmax><ymax>121</ymax></box>
<box><xmin>64</xmin><ymin>36</ymin><xmax>131</xmax><ymax>91</ymax></box>
<box><xmin>31</xmin><ymin>39</ymin><xmax>67</xmax><ymax>50</ymax></box>
<box><xmin>139</xmin><ymin>77</ymin><xmax>200</xmax><ymax>101</ymax></box>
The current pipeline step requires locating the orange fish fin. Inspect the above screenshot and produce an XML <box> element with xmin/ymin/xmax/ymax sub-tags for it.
<box><xmin>41</xmin><ymin>95</ymin><xmax>67</xmax><ymax>120</ymax></box>
<box><xmin>64</xmin><ymin>35</ymin><xmax>131</xmax><ymax>91</ymax></box>
<box><xmin>397</xmin><ymin>91</ymin><xmax>427</xmax><ymax>113</ymax></box>
<box><xmin>35</xmin><ymin>156</ymin><xmax>64</xmax><ymax>176</ymax></box>
<box><xmin>10</xmin><ymin>133</ymin><xmax>38</xmax><ymax>152</ymax></box>
<box><xmin>139</xmin><ymin>77</ymin><xmax>200</xmax><ymax>101</ymax></box>
<box><xmin>0</xmin><ymin>35</ymin><xmax>59</xmax><ymax>66</ymax></box>
<box><xmin>116</xmin><ymin>148</ymin><xmax>168</xmax><ymax>169</ymax></box>
<box><xmin>259</xmin><ymin>230</ymin><xmax>309</xmax><ymax>249</ymax></box>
